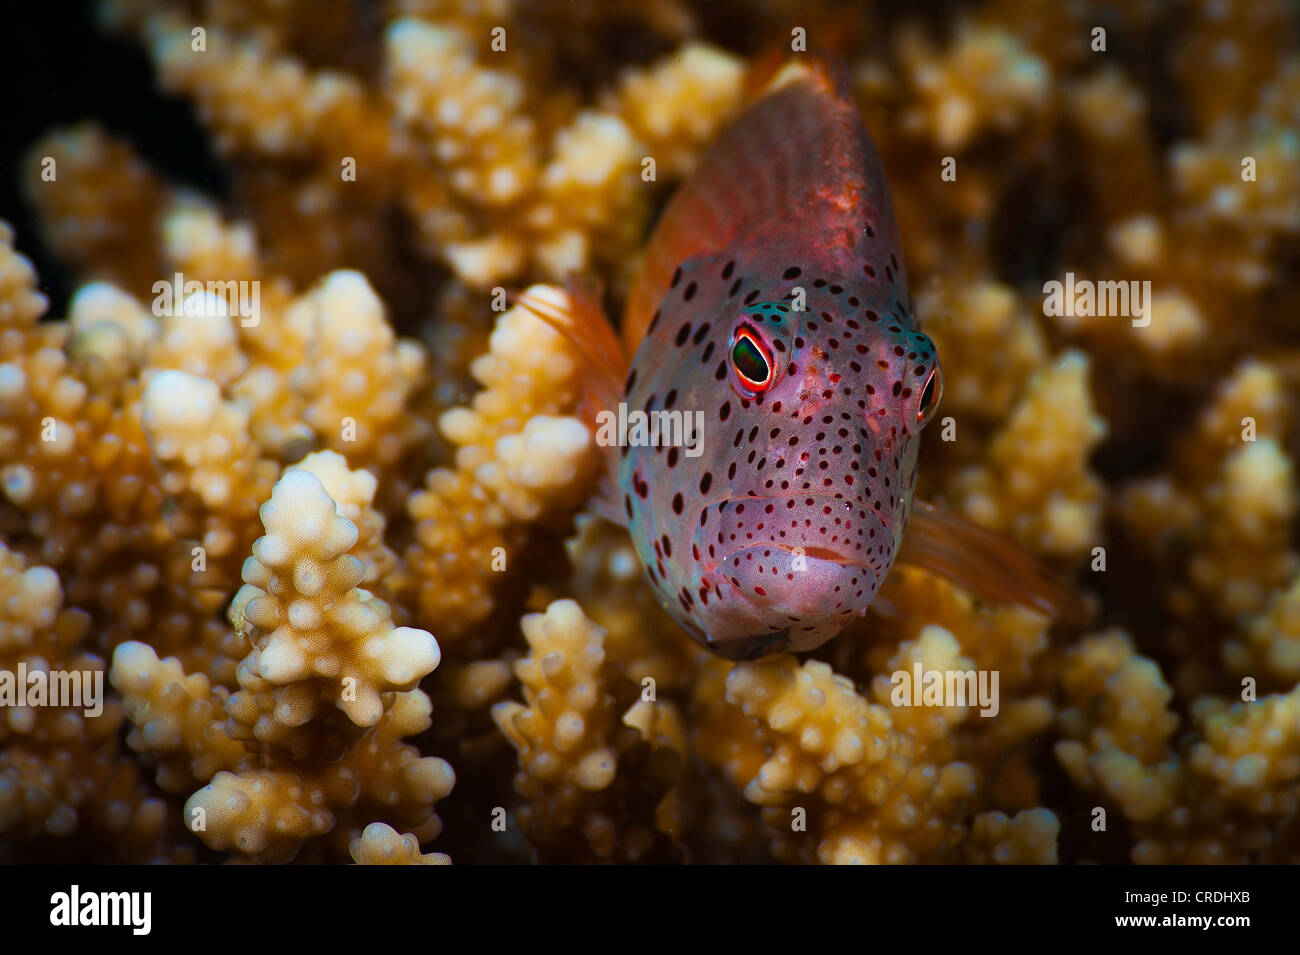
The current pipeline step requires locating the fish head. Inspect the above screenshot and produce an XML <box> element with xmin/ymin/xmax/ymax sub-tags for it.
<box><xmin>619</xmin><ymin>260</ymin><xmax>944</xmax><ymax>658</ymax></box>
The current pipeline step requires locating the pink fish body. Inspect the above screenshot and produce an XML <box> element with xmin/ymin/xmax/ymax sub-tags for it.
<box><xmin>522</xmin><ymin>60</ymin><xmax>1082</xmax><ymax>659</ymax></box>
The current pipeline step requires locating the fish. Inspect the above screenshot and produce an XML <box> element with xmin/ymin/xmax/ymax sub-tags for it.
<box><xmin>518</xmin><ymin>57</ymin><xmax>1085</xmax><ymax>660</ymax></box>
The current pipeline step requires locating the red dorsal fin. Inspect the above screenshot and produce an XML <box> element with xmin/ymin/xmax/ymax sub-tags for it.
<box><xmin>898</xmin><ymin>499</ymin><xmax>1089</xmax><ymax>624</ymax></box>
<box><xmin>513</xmin><ymin>279</ymin><xmax>628</xmax><ymax>526</ymax></box>
<box><xmin>623</xmin><ymin>55</ymin><xmax>867</xmax><ymax>355</ymax></box>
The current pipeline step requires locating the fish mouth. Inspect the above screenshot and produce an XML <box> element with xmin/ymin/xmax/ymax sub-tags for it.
<box><xmin>758</xmin><ymin>541</ymin><xmax>866</xmax><ymax>568</ymax></box>
<box><xmin>705</xmin><ymin>628</ymin><xmax>792</xmax><ymax>661</ymax></box>
<box><xmin>687</xmin><ymin>541</ymin><xmax>883</xmax><ymax>659</ymax></box>
<box><xmin>718</xmin><ymin>541</ymin><xmax>879</xmax><ymax>627</ymax></box>
<box><xmin>684</xmin><ymin>491</ymin><xmax>889</xmax><ymax>656</ymax></box>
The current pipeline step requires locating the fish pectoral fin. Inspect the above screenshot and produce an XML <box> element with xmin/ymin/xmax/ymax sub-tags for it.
<box><xmin>514</xmin><ymin>278</ymin><xmax>629</xmax><ymax>526</ymax></box>
<box><xmin>898</xmin><ymin>499</ymin><xmax>1088</xmax><ymax>624</ymax></box>
<box><xmin>586</xmin><ymin>471</ymin><xmax>628</xmax><ymax>527</ymax></box>
<box><xmin>513</xmin><ymin>277</ymin><xmax>627</xmax><ymax>408</ymax></box>
<box><xmin>864</xmin><ymin>589</ymin><xmax>905</xmax><ymax>621</ymax></box>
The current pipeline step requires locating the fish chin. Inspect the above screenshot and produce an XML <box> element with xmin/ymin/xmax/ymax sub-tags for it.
<box><xmin>705</xmin><ymin>543</ymin><xmax>879</xmax><ymax>655</ymax></box>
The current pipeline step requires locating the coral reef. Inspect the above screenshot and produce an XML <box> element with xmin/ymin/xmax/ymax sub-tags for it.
<box><xmin>2</xmin><ymin>0</ymin><xmax>1299</xmax><ymax>865</ymax></box>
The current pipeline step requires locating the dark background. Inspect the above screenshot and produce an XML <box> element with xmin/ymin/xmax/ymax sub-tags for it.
<box><xmin>0</xmin><ymin>0</ymin><xmax>227</xmax><ymax>316</ymax></box>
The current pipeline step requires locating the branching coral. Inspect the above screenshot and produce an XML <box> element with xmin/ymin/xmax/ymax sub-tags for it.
<box><xmin>948</xmin><ymin>351</ymin><xmax>1107</xmax><ymax>560</ymax></box>
<box><xmin>231</xmin><ymin>468</ymin><xmax>438</xmax><ymax>729</ymax></box>
<box><xmin>698</xmin><ymin>651</ymin><xmax>979</xmax><ymax>865</ymax></box>
<box><xmin>0</xmin><ymin>543</ymin><xmax>187</xmax><ymax>862</ymax></box>
<box><xmin>109</xmin><ymin>469</ymin><xmax>455</xmax><ymax>862</ymax></box>
<box><xmin>402</xmin><ymin>288</ymin><xmax>594</xmax><ymax>649</ymax></box>
<box><xmin>492</xmin><ymin>599</ymin><xmax>684</xmax><ymax>862</ymax></box>
<box><xmin>1055</xmin><ymin>630</ymin><xmax>1300</xmax><ymax>863</ymax></box>
<box><xmin>2</xmin><ymin>0</ymin><xmax>1299</xmax><ymax>867</ymax></box>
<box><xmin>350</xmin><ymin>821</ymin><xmax>451</xmax><ymax>865</ymax></box>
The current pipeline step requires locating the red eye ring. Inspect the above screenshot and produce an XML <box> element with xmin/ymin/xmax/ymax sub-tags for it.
<box><xmin>916</xmin><ymin>366</ymin><xmax>943</xmax><ymax>426</ymax></box>
<box><xmin>729</xmin><ymin>325</ymin><xmax>775</xmax><ymax>394</ymax></box>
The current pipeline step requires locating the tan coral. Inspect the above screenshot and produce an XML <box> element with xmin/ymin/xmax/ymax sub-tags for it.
<box><xmin>4</xmin><ymin>0</ymin><xmax>1300</xmax><ymax>869</ymax></box>
<box><xmin>897</xmin><ymin>22</ymin><xmax>1051</xmax><ymax>151</ymax></box>
<box><xmin>110</xmin><ymin>640</ymin><xmax>249</xmax><ymax>793</ymax></box>
<box><xmin>966</xmin><ymin>808</ymin><xmax>1059</xmax><ymax>864</ymax></box>
<box><xmin>1187</xmin><ymin>439</ymin><xmax>1297</xmax><ymax>619</ymax></box>
<box><xmin>350</xmin><ymin>821</ymin><xmax>451</xmax><ymax>864</ymax></box>
<box><xmin>1055</xmin><ymin>629</ymin><xmax>1300</xmax><ymax>863</ymax></box>
<box><xmin>288</xmin><ymin>450</ymin><xmax>397</xmax><ymax>585</ymax></box>
<box><xmin>141</xmin><ymin>368</ymin><xmax>278</xmax><ymax>574</ymax></box>
<box><xmin>287</xmin><ymin>271</ymin><xmax>430</xmax><ymax>471</ymax></box>
<box><xmin>614</xmin><ymin>42</ymin><xmax>744</xmax><ymax>178</ymax></box>
<box><xmin>701</xmin><ymin>653</ymin><xmax>981</xmax><ymax>864</ymax></box>
<box><xmin>492</xmin><ymin>599</ymin><xmax>684</xmax><ymax>862</ymax></box>
<box><xmin>20</xmin><ymin>126</ymin><xmax>168</xmax><ymax>298</ymax></box>
<box><xmin>0</xmin><ymin>545</ymin><xmax>188</xmax><ymax>862</ymax></box>
<box><xmin>146</xmin><ymin>14</ymin><xmax>397</xmax><ymax>166</ymax></box>
<box><xmin>948</xmin><ymin>350</ymin><xmax>1107</xmax><ymax>560</ymax></box>
<box><xmin>916</xmin><ymin>279</ymin><xmax>1048</xmax><ymax>427</ymax></box>
<box><xmin>404</xmin><ymin>288</ymin><xmax>594</xmax><ymax>645</ymax></box>
<box><xmin>107</xmin><ymin>469</ymin><xmax>454</xmax><ymax>863</ymax></box>
<box><xmin>232</xmin><ymin>468</ymin><xmax>439</xmax><ymax>728</ymax></box>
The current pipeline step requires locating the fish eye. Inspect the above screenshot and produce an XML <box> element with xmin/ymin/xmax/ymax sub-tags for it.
<box><xmin>917</xmin><ymin>366</ymin><xmax>943</xmax><ymax>426</ymax></box>
<box><xmin>729</xmin><ymin>324</ymin><xmax>775</xmax><ymax>394</ymax></box>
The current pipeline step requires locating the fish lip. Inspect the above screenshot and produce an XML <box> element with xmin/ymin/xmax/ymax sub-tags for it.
<box><xmin>744</xmin><ymin>541</ymin><xmax>870</xmax><ymax>568</ymax></box>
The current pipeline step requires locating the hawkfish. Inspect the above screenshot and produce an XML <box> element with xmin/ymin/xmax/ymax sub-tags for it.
<box><xmin>520</xmin><ymin>57</ymin><xmax>1084</xmax><ymax>660</ymax></box>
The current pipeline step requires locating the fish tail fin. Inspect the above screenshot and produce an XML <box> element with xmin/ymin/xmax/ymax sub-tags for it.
<box><xmin>513</xmin><ymin>280</ymin><xmax>628</xmax><ymax>526</ymax></box>
<box><xmin>898</xmin><ymin>499</ymin><xmax>1089</xmax><ymax>625</ymax></box>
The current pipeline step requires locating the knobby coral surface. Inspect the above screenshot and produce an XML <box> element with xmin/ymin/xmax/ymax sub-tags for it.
<box><xmin>1</xmin><ymin>0</ymin><xmax>1299</xmax><ymax>864</ymax></box>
